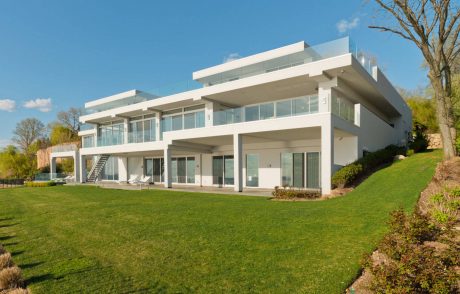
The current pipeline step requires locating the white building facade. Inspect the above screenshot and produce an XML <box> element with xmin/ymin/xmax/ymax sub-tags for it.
<box><xmin>63</xmin><ymin>37</ymin><xmax>411</xmax><ymax>194</ymax></box>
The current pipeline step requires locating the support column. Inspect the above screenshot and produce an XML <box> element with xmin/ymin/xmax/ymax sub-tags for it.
<box><xmin>233</xmin><ymin>133</ymin><xmax>243</xmax><ymax>192</ymax></box>
<box><xmin>155</xmin><ymin>112</ymin><xmax>162</xmax><ymax>141</ymax></box>
<box><xmin>205</xmin><ymin>101</ymin><xmax>214</xmax><ymax>127</ymax></box>
<box><xmin>164</xmin><ymin>147</ymin><xmax>172</xmax><ymax>188</ymax></box>
<box><xmin>123</xmin><ymin>118</ymin><xmax>129</xmax><ymax>144</ymax></box>
<box><xmin>79</xmin><ymin>154</ymin><xmax>87</xmax><ymax>183</ymax></box>
<box><xmin>50</xmin><ymin>156</ymin><xmax>56</xmax><ymax>180</ymax></box>
<box><xmin>74</xmin><ymin>151</ymin><xmax>80</xmax><ymax>183</ymax></box>
<box><xmin>321</xmin><ymin>121</ymin><xmax>334</xmax><ymax>195</ymax></box>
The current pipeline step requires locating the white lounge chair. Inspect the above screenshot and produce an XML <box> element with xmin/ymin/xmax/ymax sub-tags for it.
<box><xmin>128</xmin><ymin>175</ymin><xmax>140</xmax><ymax>185</ymax></box>
<box><xmin>138</xmin><ymin>176</ymin><xmax>151</xmax><ymax>190</ymax></box>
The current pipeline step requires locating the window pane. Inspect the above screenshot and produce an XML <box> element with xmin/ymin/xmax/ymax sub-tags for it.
<box><xmin>260</xmin><ymin>103</ymin><xmax>274</xmax><ymax>120</ymax></box>
<box><xmin>144</xmin><ymin>119</ymin><xmax>152</xmax><ymax>142</ymax></box>
<box><xmin>187</xmin><ymin>157</ymin><xmax>195</xmax><ymax>183</ymax></box>
<box><xmin>281</xmin><ymin>153</ymin><xmax>293</xmax><ymax>186</ymax></box>
<box><xmin>293</xmin><ymin>153</ymin><xmax>304</xmax><ymax>188</ymax></box>
<box><xmin>224</xmin><ymin>155</ymin><xmax>234</xmax><ymax>185</ymax></box>
<box><xmin>276</xmin><ymin>100</ymin><xmax>292</xmax><ymax>117</ymax></box>
<box><xmin>246</xmin><ymin>154</ymin><xmax>259</xmax><ymax>187</ymax></box>
<box><xmin>245</xmin><ymin>105</ymin><xmax>259</xmax><ymax>122</ymax></box>
<box><xmin>195</xmin><ymin>111</ymin><xmax>205</xmax><ymax>128</ymax></box>
<box><xmin>310</xmin><ymin>96</ymin><xmax>319</xmax><ymax>113</ymax></box>
<box><xmin>172</xmin><ymin>115</ymin><xmax>183</xmax><ymax>131</ymax></box>
<box><xmin>184</xmin><ymin>113</ymin><xmax>195</xmax><ymax>129</ymax></box>
<box><xmin>293</xmin><ymin>97</ymin><xmax>309</xmax><ymax>115</ymax></box>
<box><xmin>177</xmin><ymin>157</ymin><xmax>186</xmax><ymax>183</ymax></box>
<box><xmin>161</xmin><ymin>117</ymin><xmax>172</xmax><ymax>133</ymax></box>
<box><xmin>171</xmin><ymin>158</ymin><xmax>178</xmax><ymax>182</ymax></box>
<box><xmin>307</xmin><ymin>152</ymin><xmax>320</xmax><ymax>188</ymax></box>
<box><xmin>212</xmin><ymin>156</ymin><xmax>223</xmax><ymax>185</ymax></box>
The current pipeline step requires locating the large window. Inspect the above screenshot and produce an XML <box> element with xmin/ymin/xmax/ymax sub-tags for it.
<box><xmin>98</xmin><ymin>121</ymin><xmax>124</xmax><ymax>146</ymax></box>
<box><xmin>246</xmin><ymin>154</ymin><xmax>259</xmax><ymax>187</ymax></box>
<box><xmin>161</xmin><ymin>105</ymin><xmax>205</xmax><ymax>134</ymax></box>
<box><xmin>100</xmin><ymin>157</ymin><xmax>119</xmax><ymax>181</ymax></box>
<box><xmin>145</xmin><ymin>157</ymin><xmax>195</xmax><ymax>184</ymax></box>
<box><xmin>82</xmin><ymin>135</ymin><xmax>94</xmax><ymax>148</ymax></box>
<box><xmin>129</xmin><ymin>114</ymin><xmax>156</xmax><ymax>143</ymax></box>
<box><xmin>212</xmin><ymin>155</ymin><xmax>234</xmax><ymax>185</ymax></box>
<box><xmin>281</xmin><ymin>152</ymin><xmax>320</xmax><ymax>189</ymax></box>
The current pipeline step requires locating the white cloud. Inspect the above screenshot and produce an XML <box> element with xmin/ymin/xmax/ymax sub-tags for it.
<box><xmin>223</xmin><ymin>52</ymin><xmax>241</xmax><ymax>63</ymax></box>
<box><xmin>24</xmin><ymin>98</ymin><xmax>52</xmax><ymax>112</ymax></box>
<box><xmin>0</xmin><ymin>99</ymin><xmax>16</xmax><ymax>112</ymax></box>
<box><xmin>337</xmin><ymin>17</ymin><xmax>360</xmax><ymax>33</ymax></box>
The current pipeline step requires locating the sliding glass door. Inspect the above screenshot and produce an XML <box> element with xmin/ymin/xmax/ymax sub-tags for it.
<box><xmin>281</xmin><ymin>152</ymin><xmax>320</xmax><ymax>189</ymax></box>
<box><xmin>213</xmin><ymin>155</ymin><xmax>234</xmax><ymax>186</ymax></box>
<box><xmin>246</xmin><ymin>154</ymin><xmax>259</xmax><ymax>187</ymax></box>
<box><xmin>144</xmin><ymin>158</ymin><xmax>163</xmax><ymax>183</ymax></box>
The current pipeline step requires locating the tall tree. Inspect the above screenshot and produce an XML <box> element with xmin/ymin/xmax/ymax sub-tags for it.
<box><xmin>370</xmin><ymin>0</ymin><xmax>460</xmax><ymax>158</ymax></box>
<box><xmin>57</xmin><ymin>107</ymin><xmax>83</xmax><ymax>134</ymax></box>
<box><xmin>12</xmin><ymin>118</ymin><xmax>46</xmax><ymax>153</ymax></box>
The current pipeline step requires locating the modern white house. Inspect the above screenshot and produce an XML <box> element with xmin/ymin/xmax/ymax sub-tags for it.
<box><xmin>51</xmin><ymin>37</ymin><xmax>412</xmax><ymax>194</ymax></box>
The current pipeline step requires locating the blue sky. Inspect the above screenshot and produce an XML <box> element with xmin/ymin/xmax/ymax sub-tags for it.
<box><xmin>0</xmin><ymin>0</ymin><xmax>427</xmax><ymax>147</ymax></box>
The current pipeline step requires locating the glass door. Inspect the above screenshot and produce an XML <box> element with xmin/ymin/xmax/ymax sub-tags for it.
<box><xmin>293</xmin><ymin>153</ymin><xmax>305</xmax><ymax>188</ymax></box>
<box><xmin>306</xmin><ymin>152</ymin><xmax>320</xmax><ymax>189</ymax></box>
<box><xmin>145</xmin><ymin>159</ymin><xmax>153</xmax><ymax>182</ymax></box>
<box><xmin>177</xmin><ymin>157</ymin><xmax>187</xmax><ymax>183</ymax></box>
<box><xmin>152</xmin><ymin>158</ymin><xmax>163</xmax><ymax>183</ymax></box>
<box><xmin>212</xmin><ymin>156</ymin><xmax>223</xmax><ymax>185</ymax></box>
<box><xmin>246</xmin><ymin>154</ymin><xmax>259</xmax><ymax>187</ymax></box>
<box><xmin>224</xmin><ymin>155</ymin><xmax>234</xmax><ymax>185</ymax></box>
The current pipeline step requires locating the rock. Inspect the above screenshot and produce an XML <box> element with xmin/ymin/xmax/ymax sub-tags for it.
<box><xmin>427</xmin><ymin>133</ymin><xmax>443</xmax><ymax>149</ymax></box>
<box><xmin>394</xmin><ymin>154</ymin><xmax>406</xmax><ymax>161</ymax></box>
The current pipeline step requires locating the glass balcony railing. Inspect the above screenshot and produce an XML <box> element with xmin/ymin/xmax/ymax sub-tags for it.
<box><xmin>199</xmin><ymin>37</ymin><xmax>376</xmax><ymax>86</ymax></box>
<box><xmin>331</xmin><ymin>97</ymin><xmax>355</xmax><ymax>123</ymax></box>
<box><xmin>97</xmin><ymin>133</ymin><xmax>124</xmax><ymax>147</ymax></box>
<box><xmin>79</xmin><ymin>123</ymin><xmax>95</xmax><ymax>131</ymax></box>
<box><xmin>128</xmin><ymin>130</ymin><xmax>156</xmax><ymax>144</ymax></box>
<box><xmin>213</xmin><ymin>96</ymin><xmax>319</xmax><ymax>126</ymax></box>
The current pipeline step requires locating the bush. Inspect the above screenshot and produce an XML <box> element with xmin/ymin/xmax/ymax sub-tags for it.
<box><xmin>0</xmin><ymin>245</ymin><xmax>5</xmax><ymax>255</ymax></box>
<box><xmin>409</xmin><ymin>122</ymin><xmax>429</xmax><ymax>153</ymax></box>
<box><xmin>363</xmin><ymin>209</ymin><xmax>459</xmax><ymax>293</ymax></box>
<box><xmin>332</xmin><ymin>145</ymin><xmax>405</xmax><ymax>188</ymax></box>
<box><xmin>406</xmin><ymin>149</ymin><xmax>415</xmax><ymax>156</ymax></box>
<box><xmin>331</xmin><ymin>163</ymin><xmax>363</xmax><ymax>188</ymax></box>
<box><xmin>428</xmin><ymin>188</ymin><xmax>460</xmax><ymax>229</ymax></box>
<box><xmin>0</xmin><ymin>253</ymin><xmax>14</xmax><ymax>270</ymax></box>
<box><xmin>0</xmin><ymin>267</ymin><xmax>24</xmax><ymax>290</ymax></box>
<box><xmin>4</xmin><ymin>288</ymin><xmax>29</xmax><ymax>294</ymax></box>
<box><xmin>272</xmin><ymin>186</ymin><xmax>321</xmax><ymax>199</ymax></box>
<box><xmin>24</xmin><ymin>181</ymin><xmax>56</xmax><ymax>187</ymax></box>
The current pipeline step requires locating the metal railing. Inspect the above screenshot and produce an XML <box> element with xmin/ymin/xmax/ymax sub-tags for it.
<box><xmin>0</xmin><ymin>179</ymin><xmax>24</xmax><ymax>188</ymax></box>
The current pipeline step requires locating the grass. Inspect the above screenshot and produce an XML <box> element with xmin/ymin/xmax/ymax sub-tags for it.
<box><xmin>0</xmin><ymin>151</ymin><xmax>441</xmax><ymax>293</ymax></box>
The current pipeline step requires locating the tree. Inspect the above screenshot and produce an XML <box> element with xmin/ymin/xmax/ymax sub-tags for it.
<box><xmin>49</xmin><ymin>123</ymin><xmax>78</xmax><ymax>146</ymax></box>
<box><xmin>12</xmin><ymin>118</ymin><xmax>46</xmax><ymax>154</ymax></box>
<box><xmin>57</xmin><ymin>107</ymin><xmax>82</xmax><ymax>134</ymax></box>
<box><xmin>369</xmin><ymin>0</ymin><xmax>460</xmax><ymax>158</ymax></box>
<box><xmin>0</xmin><ymin>145</ymin><xmax>31</xmax><ymax>179</ymax></box>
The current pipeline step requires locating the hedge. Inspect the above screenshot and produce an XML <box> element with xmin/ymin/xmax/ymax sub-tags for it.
<box><xmin>24</xmin><ymin>181</ymin><xmax>57</xmax><ymax>188</ymax></box>
<box><xmin>272</xmin><ymin>186</ymin><xmax>321</xmax><ymax>199</ymax></box>
<box><xmin>332</xmin><ymin>145</ymin><xmax>405</xmax><ymax>188</ymax></box>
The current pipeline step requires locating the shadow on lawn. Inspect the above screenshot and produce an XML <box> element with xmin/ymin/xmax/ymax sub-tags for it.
<box><xmin>0</xmin><ymin>223</ymin><xmax>19</xmax><ymax>228</ymax></box>
<box><xmin>20</xmin><ymin>261</ymin><xmax>44</xmax><ymax>269</ymax></box>
<box><xmin>26</xmin><ymin>273</ymin><xmax>55</xmax><ymax>285</ymax></box>
<box><xmin>0</xmin><ymin>235</ymin><xmax>14</xmax><ymax>241</ymax></box>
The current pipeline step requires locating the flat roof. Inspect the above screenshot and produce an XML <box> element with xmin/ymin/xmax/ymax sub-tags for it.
<box><xmin>192</xmin><ymin>41</ymin><xmax>307</xmax><ymax>80</ymax></box>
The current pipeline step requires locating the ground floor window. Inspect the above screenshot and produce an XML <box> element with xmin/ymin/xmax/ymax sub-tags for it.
<box><xmin>101</xmin><ymin>157</ymin><xmax>119</xmax><ymax>181</ymax></box>
<box><xmin>144</xmin><ymin>157</ymin><xmax>195</xmax><ymax>184</ymax></box>
<box><xmin>246</xmin><ymin>154</ymin><xmax>259</xmax><ymax>187</ymax></box>
<box><xmin>212</xmin><ymin>155</ymin><xmax>234</xmax><ymax>185</ymax></box>
<box><xmin>281</xmin><ymin>152</ymin><xmax>320</xmax><ymax>189</ymax></box>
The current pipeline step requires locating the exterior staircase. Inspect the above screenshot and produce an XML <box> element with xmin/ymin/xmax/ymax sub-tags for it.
<box><xmin>86</xmin><ymin>154</ymin><xmax>110</xmax><ymax>183</ymax></box>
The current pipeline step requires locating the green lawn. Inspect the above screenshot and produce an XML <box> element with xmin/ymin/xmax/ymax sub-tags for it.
<box><xmin>0</xmin><ymin>151</ymin><xmax>441</xmax><ymax>293</ymax></box>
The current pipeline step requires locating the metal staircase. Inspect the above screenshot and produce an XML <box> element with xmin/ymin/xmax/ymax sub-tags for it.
<box><xmin>86</xmin><ymin>154</ymin><xmax>110</xmax><ymax>183</ymax></box>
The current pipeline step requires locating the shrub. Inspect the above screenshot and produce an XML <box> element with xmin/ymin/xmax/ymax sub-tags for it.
<box><xmin>4</xmin><ymin>288</ymin><xmax>29</xmax><ymax>294</ymax></box>
<box><xmin>0</xmin><ymin>245</ymin><xmax>5</xmax><ymax>255</ymax></box>
<box><xmin>363</xmin><ymin>209</ymin><xmax>459</xmax><ymax>293</ymax></box>
<box><xmin>272</xmin><ymin>186</ymin><xmax>320</xmax><ymax>199</ymax></box>
<box><xmin>406</xmin><ymin>149</ymin><xmax>415</xmax><ymax>156</ymax></box>
<box><xmin>332</xmin><ymin>145</ymin><xmax>405</xmax><ymax>188</ymax></box>
<box><xmin>409</xmin><ymin>122</ymin><xmax>429</xmax><ymax>153</ymax></box>
<box><xmin>0</xmin><ymin>267</ymin><xmax>24</xmax><ymax>290</ymax></box>
<box><xmin>24</xmin><ymin>181</ymin><xmax>56</xmax><ymax>187</ymax></box>
<box><xmin>331</xmin><ymin>163</ymin><xmax>363</xmax><ymax>188</ymax></box>
<box><xmin>428</xmin><ymin>188</ymin><xmax>460</xmax><ymax>228</ymax></box>
<box><xmin>0</xmin><ymin>253</ymin><xmax>14</xmax><ymax>270</ymax></box>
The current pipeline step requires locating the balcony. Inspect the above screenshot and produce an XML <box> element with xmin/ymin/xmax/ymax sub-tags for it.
<box><xmin>51</xmin><ymin>143</ymin><xmax>79</xmax><ymax>153</ymax></box>
<box><xmin>213</xmin><ymin>95</ymin><xmax>319</xmax><ymax>126</ymax></box>
<box><xmin>128</xmin><ymin>130</ymin><xmax>156</xmax><ymax>144</ymax></box>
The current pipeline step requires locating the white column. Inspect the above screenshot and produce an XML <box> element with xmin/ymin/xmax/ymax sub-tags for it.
<box><xmin>233</xmin><ymin>133</ymin><xmax>243</xmax><ymax>192</ymax></box>
<box><xmin>164</xmin><ymin>147</ymin><xmax>172</xmax><ymax>188</ymax></box>
<box><xmin>205</xmin><ymin>101</ymin><xmax>214</xmax><ymax>127</ymax></box>
<box><xmin>155</xmin><ymin>112</ymin><xmax>162</xmax><ymax>141</ymax></box>
<box><xmin>79</xmin><ymin>154</ymin><xmax>87</xmax><ymax>183</ymax></box>
<box><xmin>123</xmin><ymin>118</ymin><xmax>129</xmax><ymax>144</ymax></box>
<box><xmin>318</xmin><ymin>78</ymin><xmax>338</xmax><ymax>113</ymax></box>
<box><xmin>321</xmin><ymin>121</ymin><xmax>334</xmax><ymax>194</ymax></box>
<box><xmin>74</xmin><ymin>151</ymin><xmax>80</xmax><ymax>183</ymax></box>
<box><xmin>50</xmin><ymin>156</ymin><xmax>56</xmax><ymax>180</ymax></box>
<box><xmin>118</xmin><ymin>157</ymin><xmax>128</xmax><ymax>182</ymax></box>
